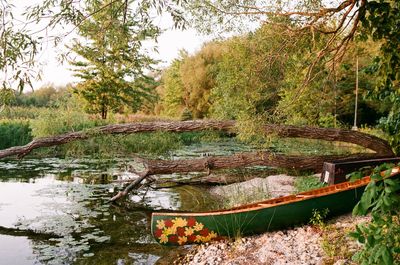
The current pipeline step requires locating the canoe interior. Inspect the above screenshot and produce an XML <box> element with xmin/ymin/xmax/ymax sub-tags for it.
<box><xmin>151</xmin><ymin>167</ymin><xmax>400</xmax><ymax>246</ymax></box>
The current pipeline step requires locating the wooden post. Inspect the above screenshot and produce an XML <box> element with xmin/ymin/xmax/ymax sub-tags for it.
<box><xmin>352</xmin><ymin>56</ymin><xmax>359</xmax><ymax>131</ymax></box>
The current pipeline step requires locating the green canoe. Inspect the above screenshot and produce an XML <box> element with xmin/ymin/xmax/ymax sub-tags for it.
<box><xmin>151</xmin><ymin>167</ymin><xmax>400</xmax><ymax>246</ymax></box>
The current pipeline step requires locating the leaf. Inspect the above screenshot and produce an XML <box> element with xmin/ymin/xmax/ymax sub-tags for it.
<box><xmin>382</xmin><ymin>247</ymin><xmax>393</xmax><ymax>265</ymax></box>
<box><xmin>353</xmin><ymin>202</ymin><xmax>367</xmax><ymax>216</ymax></box>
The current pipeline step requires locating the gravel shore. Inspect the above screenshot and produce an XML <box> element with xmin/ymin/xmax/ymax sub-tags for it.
<box><xmin>173</xmin><ymin>214</ymin><xmax>369</xmax><ymax>265</ymax></box>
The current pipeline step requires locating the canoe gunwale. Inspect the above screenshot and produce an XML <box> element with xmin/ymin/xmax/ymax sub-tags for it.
<box><xmin>152</xmin><ymin>167</ymin><xmax>400</xmax><ymax>217</ymax></box>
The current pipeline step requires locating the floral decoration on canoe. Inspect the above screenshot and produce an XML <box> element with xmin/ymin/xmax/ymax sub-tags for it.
<box><xmin>154</xmin><ymin>217</ymin><xmax>219</xmax><ymax>245</ymax></box>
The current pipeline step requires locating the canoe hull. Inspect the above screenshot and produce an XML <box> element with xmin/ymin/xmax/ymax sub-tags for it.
<box><xmin>151</xmin><ymin>168</ymin><xmax>400</xmax><ymax>246</ymax></box>
<box><xmin>151</xmin><ymin>185</ymin><xmax>366</xmax><ymax>246</ymax></box>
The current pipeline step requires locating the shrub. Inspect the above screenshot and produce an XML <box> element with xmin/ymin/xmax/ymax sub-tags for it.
<box><xmin>0</xmin><ymin>120</ymin><xmax>33</xmax><ymax>149</ymax></box>
<box><xmin>180</xmin><ymin>108</ymin><xmax>193</xmax><ymax>121</ymax></box>
<box><xmin>349</xmin><ymin>163</ymin><xmax>400</xmax><ymax>264</ymax></box>
<box><xmin>30</xmin><ymin>108</ymin><xmax>106</xmax><ymax>137</ymax></box>
<box><xmin>0</xmin><ymin>106</ymin><xmax>47</xmax><ymax>120</ymax></box>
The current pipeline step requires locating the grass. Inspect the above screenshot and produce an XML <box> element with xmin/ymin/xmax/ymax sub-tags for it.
<box><xmin>213</xmin><ymin>179</ymin><xmax>271</xmax><ymax>209</ymax></box>
<box><xmin>320</xmin><ymin>224</ymin><xmax>360</xmax><ymax>264</ymax></box>
<box><xmin>294</xmin><ymin>175</ymin><xmax>326</xmax><ymax>193</ymax></box>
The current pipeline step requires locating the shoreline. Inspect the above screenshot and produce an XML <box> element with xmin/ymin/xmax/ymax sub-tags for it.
<box><xmin>172</xmin><ymin>214</ymin><xmax>369</xmax><ymax>265</ymax></box>
<box><xmin>156</xmin><ymin>174</ymin><xmax>370</xmax><ymax>264</ymax></box>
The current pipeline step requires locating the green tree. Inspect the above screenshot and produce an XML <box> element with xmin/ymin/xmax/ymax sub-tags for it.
<box><xmin>211</xmin><ymin>22</ymin><xmax>326</xmax><ymax>123</ymax></box>
<box><xmin>0</xmin><ymin>0</ymin><xmax>186</xmax><ymax>105</ymax></box>
<box><xmin>157</xmin><ymin>53</ymin><xmax>187</xmax><ymax>117</ymax></box>
<box><xmin>70</xmin><ymin>0</ymin><xmax>158</xmax><ymax>119</ymax></box>
<box><xmin>185</xmin><ymin>0</ymin><xmax>400</xmax><ymax>97</ymax></box>
<box><xmin>180</xmin><ymin>42</ymin><xmax>225</xmax><ymax>118</ymax></box>
<box><xmin>157</xmin><ymin>43</ymin><xmax>224</xmax><ymax>118</ymax></box>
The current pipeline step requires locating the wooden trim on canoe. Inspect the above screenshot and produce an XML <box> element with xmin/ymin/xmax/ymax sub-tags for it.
<box><xmin>152</xmin><ymin>167</ymin><xmax>400</xmax><ymax>217</ymax></box>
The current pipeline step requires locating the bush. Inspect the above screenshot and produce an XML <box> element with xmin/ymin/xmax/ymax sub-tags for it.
<box><xmin>30</xmin><ymin>108</ymin><xmax>106</xmax><ymax>137</ymax></box>
<box><xmin>180</xmin><ymin>108</ymin><xmax>193</xmax><ymax>121</ymax></box>
<box><xmin>0</xmin><ymin>106</ymin><xmax>47</xmax><ymax>120</ymax></box>
<box><xmin>349</xmin><ymin>163</ymin><xmax>400</xmax><ymax>264</ymax></box>
<box><xmin>0</xmin><ymin>120</ymin><xmax>33</xmax><ymax>149</ymax></box>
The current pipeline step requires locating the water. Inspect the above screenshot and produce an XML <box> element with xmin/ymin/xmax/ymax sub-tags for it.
<box><xmin>0</xmin><ymin>155</ymin><xmax>223</xmax><ymax>265</ymax></box>
<box><xmin>0</xmin><ymin>138</ymin><xmax>353</xmax><ymax>264</ymax></box>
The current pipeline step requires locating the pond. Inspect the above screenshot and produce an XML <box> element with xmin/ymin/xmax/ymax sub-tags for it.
<box><xmin>0</xmin><ymin>140</ymin><xmax>253</xmax><ymax>265</ymax></box>
<box><xmin>0</xmin><ymin>138</ymin><xmax>355</xmax><ymax>264</ymax></box>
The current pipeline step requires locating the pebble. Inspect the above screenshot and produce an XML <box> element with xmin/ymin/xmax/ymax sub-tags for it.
<box><xmin>174</xmin><ymin>214</ymin><xmax>370</xmax><ymax>265</ymax></box>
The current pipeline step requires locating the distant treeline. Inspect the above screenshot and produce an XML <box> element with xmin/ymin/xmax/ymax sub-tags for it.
<box><xmin>10</xmin><ymin>86</ymin><xmax>71</xmax><ymax>108</ymax></box>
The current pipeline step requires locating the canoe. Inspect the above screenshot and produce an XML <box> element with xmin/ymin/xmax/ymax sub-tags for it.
<box><xmin>151</xmin><ymin>167</ymin><xmax>400</xmax><ymax>246</ymax></box>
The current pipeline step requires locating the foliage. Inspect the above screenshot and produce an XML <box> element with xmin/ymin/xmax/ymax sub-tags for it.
<box><xmin>11</xmin><ymin>85</ymin><xmax>70</xmax><ymax>108</ymax></box>
<box><xmin>359</xmin><ymin>1</ymin><xmax>400</xmax><ymax>154</ymax></box>
<box><xmin>157</xmin><ymin>56</ymin><xmax>186</xmax><ymax>117</ymax></box>
<box><xmin>0</xmin><ymin>0</ymin><xmax>38</xmax><ymax>93</ymax></box>
<box><xmin>70</xmin><ymin>0</ymin><xmax>159</xmax><ymax>119</ymax></box>
<box><xmin>0</xmin><ymin>0</ymin><xmax>186</xmax><ymax>96</ymax></box>
<box><xmin>62</xmin><ymin>132</ymin><xmax>183</xmax><ymax>158</ymax></box>
<box><xmin>359</xmin><ymin>0</ymin><xmax>400</xmax><ymax>91</ymax></box>
<box><xmin>309</xmin><ymin>208</ymin><xmax>329</xmax><ymax>228</ymax></box>
<box><xmin>157</xmin><ymin>42</ymin><xmax>225</xmax><ymax>118</ymax></box>
<box><xmin>348</xmin><ymin>163</ymin><xmax>400</xmax><ymax>264</ymax></box>
<box><xmin>30</xmin><ymin>108</ymin><xmax>105</xmax><ymax>137</ymax></box>
<box><xmin>0</xmin><ymin>120</ymin><xmax>33</xmax><ymax>149</ymax></box>
<box><xmin>31</xmin><ymin>129</ymin><xmax>230</xmax><ymax>158</ymax></box>
<box><xmin>180</xmin><ymin>108</ymin><xmax>193</xmax><ymax>121</ymax></box>
<box><xmin>0</xmin><ymin>106</ymin><xmax>46</xmax><ymax>120</ymax></box>
<box><xmin>180</xmin><ymin>42</ymin><xmax>225</xmax><ymax>118</ymax></box>
<box><xmin>379</xmin><ymin>104</ymin><xmax>400</xmax><ymax>155</ymax></box>
<box><xmin>211</xmin><ymin>23</ymin><xmax>297</xmax><ymax>120</ymax></box>
<box><xmin>294</xmin><ymin>175</ymin><xmax>326</xmax><ymax>193</ymax></box>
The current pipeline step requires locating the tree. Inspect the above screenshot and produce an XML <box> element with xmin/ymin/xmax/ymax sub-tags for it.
<box><xmin>0</xmin><ymin>0</ymin><xmax>38</xmax><ymax>107</ymax></box>
<box><xmin>157</xmin><ymin>53</ymin><xmax>187</xmax><ymax>117</ymax></box>
<box><xmin>185</xmin><ymin>1</ymin><xmax>399</xmax><ymax>93</ymax></box>
<box><xmin>157</xmin><ymin>43</ymin><xmax>225</xmax><ymax>119</ymax></box>
<box><xmin>0</xmin><ymin>0</ymin><xmax>186</xmax><ymax>105</ymax></box>
<box><xmin>211</xmin><ymin>22</ymin><xmax>316</xmax><ymax>122</ymax></box>
<box><xmin>69</xmin><ymin>0</ymin><xmax>159</xmax><ymax>119</ymax></box>
<box><xmin>180</xmin><ymin>42</ymin><xmax>225</xmax><ymax>118</ymax></box>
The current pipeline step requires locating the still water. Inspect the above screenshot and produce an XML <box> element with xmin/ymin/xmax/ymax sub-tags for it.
<box><xmin>0</xmin><ymin>142</ymin><xmax>250</xmax><ymax>265</ymax></box>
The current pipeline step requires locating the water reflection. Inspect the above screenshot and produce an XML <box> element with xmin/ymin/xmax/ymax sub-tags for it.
<box><xmin>0</xmin><ymin>158</ymin><xmax>219</xmax><ymax>264</ymax></box>
<box><xmin>0</xmin><ymin>235</ymin><xmax>39</xmax><ymax>265</ymax></box>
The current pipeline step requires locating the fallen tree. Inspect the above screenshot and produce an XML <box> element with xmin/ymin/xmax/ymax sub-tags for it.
<box><xmin>0</xmin><ymin>120</ymin><xmax>394</xmax><ymax>202</ymax></box>
<box><xmin>0</xmin><ymin>120</ymin><xmax>394</xmax><ymax>159</ymax></box>
<box><xmin>109</xmin><ymin>152</ymin><xmax>383</xmax><ymax>201</ymax></box>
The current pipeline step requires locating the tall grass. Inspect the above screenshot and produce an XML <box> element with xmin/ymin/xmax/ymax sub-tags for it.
<box><xmin>0</xmin><ymin>106</ymin><xmax>48</xmax><ymax>120</ymax></box>
<box><xmin>30</xmin><ymin>108</ymin><xmax>107</xmax><ymax>137</ymax></box>
<box><xmin>294</xmin><ymin>175</ymin><xmax>326</xmax><ymax>193</ymax></box>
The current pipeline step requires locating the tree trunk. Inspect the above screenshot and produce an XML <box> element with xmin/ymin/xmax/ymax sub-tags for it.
<box><xmin>137</xmin><ymin>153</ymin><xmax>381</xmax><ymax>175</ymax></box>
<box><xmin>109</xmin><ymin>152</ymin><xmax>381</xmax><ymax>202</ymax></box>
<box><xmin>101</xmin><ymin>105</ymin><xmax>107</xmax><ymax>119</ymax></box>
<box><xmin>0</xmin><ymin>120</ymin><xmax>394</xmax><ymax>159</ymax></box>
<box><xmin>0</xmin><ymin>119</ymin><xmax>393</xmax><ymax>202</ymax></box>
